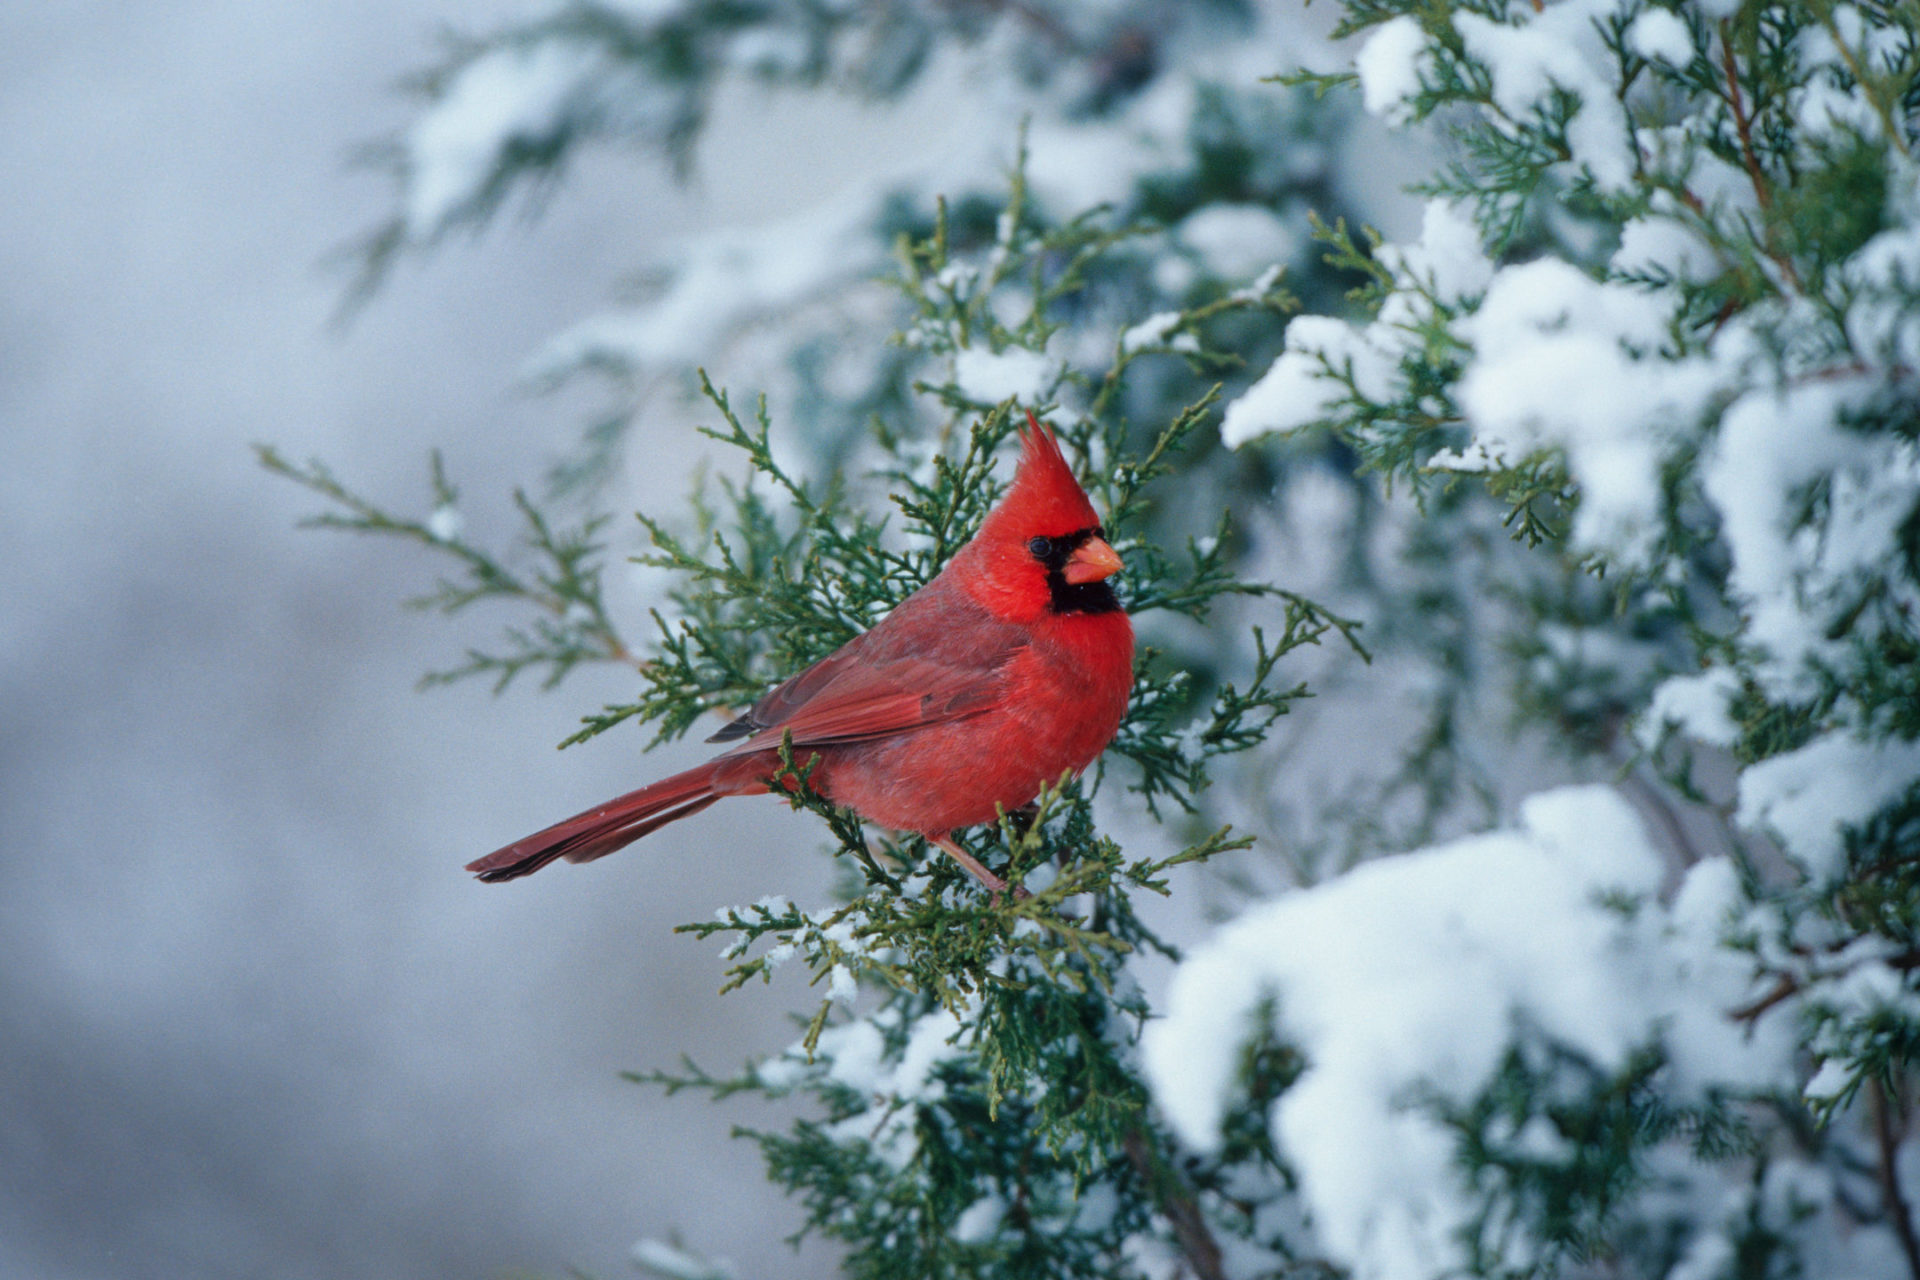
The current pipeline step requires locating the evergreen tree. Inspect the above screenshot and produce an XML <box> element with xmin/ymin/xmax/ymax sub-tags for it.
<box><xmin>270</xmin><ymin>1</ymin><xmax>1919</xmax><ymax>1276</ymax></box>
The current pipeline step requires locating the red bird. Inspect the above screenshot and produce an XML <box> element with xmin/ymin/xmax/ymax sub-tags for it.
<box><xmin>466</xmin><ymin>415</ymin><xmax>1135</xmax><ymax>893</ymax></box>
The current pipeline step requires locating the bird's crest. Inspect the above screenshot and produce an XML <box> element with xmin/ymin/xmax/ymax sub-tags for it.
<box><xmin>990</xmin><ymin>410</ymin><xmax>1101</xmax><ymax>537</ymax></box>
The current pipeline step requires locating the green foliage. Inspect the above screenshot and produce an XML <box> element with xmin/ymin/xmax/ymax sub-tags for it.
<box><xmin>253</xmin><ymin>445</ymin><xmax>636</xmax><ymax>690</ymax></box>
<box><xmin>1440</xmin><ymin>1039</ymin><xmax>1756</xmax><ymax>1276</ymax></box>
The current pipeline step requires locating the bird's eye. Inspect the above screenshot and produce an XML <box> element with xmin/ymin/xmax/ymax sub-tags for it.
<box><xmin>1027</xmin><ymin>536</ymin><xmax>1053</xmax><ymax>559</ymax></box>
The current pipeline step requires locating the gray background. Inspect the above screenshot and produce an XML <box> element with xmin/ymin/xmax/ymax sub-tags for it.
<box><xmin>0</xmin><ymin>3</ymin><xmax>945</xmax><ymax>1275</ymax></box>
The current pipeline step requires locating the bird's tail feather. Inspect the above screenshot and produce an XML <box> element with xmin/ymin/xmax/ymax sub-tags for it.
<box><xmin>465</xmin><ymin>764</ymin><xmax>725</xmax><ymax>883</ymax></box>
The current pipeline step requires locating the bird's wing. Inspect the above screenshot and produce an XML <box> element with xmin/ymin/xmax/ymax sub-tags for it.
<box><xmin>714</xmin><ymin>655</ymin><xmax>1010</xmax><ymax>755</ymax></box>
<box><xmin>708</xmin><ymin>588</ymin><xmax>1026</xmax><ymax>754</ymax></box>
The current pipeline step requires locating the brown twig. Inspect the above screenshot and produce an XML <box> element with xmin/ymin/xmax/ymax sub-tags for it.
<box><xmin>1717</xmin><ymin>20</ymin><xmax>1804</xmax><ymax>292</ymax></box>
<box><xmin>1719</xmin><ymin>23</ymin><xmax>1769</xmax><ymax>213</ymax></box>
<box><xmin>1732</xmin><ymin>948</ymin><xmax>1920</xmax><ymax>1024</ymax></box>
<box><xmin>1123</xmin><ymin>1129</ymin><xmax>1226</xmax><ymax>1280</ymax></box>
<box><xmin>1731</xmin><ymin>973</ymin><xmax>1800</xmax><ymax>1024</ymax></box>
<box><xmin>1871</xmin><ymin>1080</ymin><xmax>1920</xmax><ymax>1280</ymax></box>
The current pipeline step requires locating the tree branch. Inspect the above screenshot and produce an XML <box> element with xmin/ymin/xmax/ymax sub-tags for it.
<box><xmin>1732</xmin><ymin>948</ymin><xmax>1920</xmax><ymax>1024</ymax></box>
<box><xmin>1123</xmin><ymin>1130</ymin><xmax>1226</xmax><ymax>1280</ymax></box>
<box><xmin>1872</xmin><ymin>1079</ymin><xmax>1920</xmax><ymax>1280</ymax></box>
<box><xmin>1718</xmin><ymin>20</ymin><xmax>1804</xmax><ymax>292</ymax></box>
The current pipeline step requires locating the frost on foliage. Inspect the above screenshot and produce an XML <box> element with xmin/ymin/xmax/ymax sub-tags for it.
<box><xmin>1846</xmin><ymin>216</ymin><xmax>1920</xmax><ymax>368</ymax></box>
<box><xmin>482</xmin><ymin>14</ymin><xmax>1345</xmax><ymax>433</ymax></box>
<box><xmin>405</xmin><ymin>39</ymin><xmax>617</xmax><ymax>239</ymax></box>
<box><xmin>526</xmin><ymin>193</ymin><xmax>886</xmax><ymax>378</ymax></box>
<box><xmin>1222</xmin><ymin>199</ymin><xmax>1488</xmax><ymax>449</ymax></box>
<box><xmin>1453</xmin><ymin>0</ymin><xmax>1634</xmax><ymax>191</ymax></box>
<box><xmin>1144</xmin><ymin>786</ymin><xmax>1785</xmax><ymax>1280</ymax></box>
<box><xmin>1702</xmin><ymin>376</ymin><xmax>1919</xmax><ymax>696</ymax></box>
<box><xmin>1800</xmin><ymin>938</ymin><xmax>1920</xmax><ymax>1115</ymax></box>
<box><xmin>757</xmin><ymin>1006</ymin><xmax>966</xmax><ymax>1171</ymax></box>
<box><xmin>1238</xmin><ymin>2</ymin><xmax>1920</xmax><ymax>860</ymax></box>
<box><xmin>1792</xmin><ymin>12</ymin><xmax>1915</xmax><ymax>145</ymax></box>
<box><xmin>1351</xmin><ymin>0</ymin><xmax>1637</xmax><ymax>189</ymax></box>
<box><xmin>1662</xmin><ymin>1155</ymin><xmax>1911</xmax><ymax>1280</ymax></box>
<box><xmin>346</xmin><ymin>1</ymin><xmax>1920</xmax><ymax>1272</ymax></box>
<box><xmin>1354</xmin><ymin>16</ymin><xmax>1429</xmax><ymax>123</ymax></box>
<box><xmin>1457</xmin><ymin>259</ymin><xmax>1722</xmax><ymax>564</ymax></box>
<box><xmin>1736</xmin><ymin>732</ymin><xmax>1920</xmax><ymax>881</ymax></box>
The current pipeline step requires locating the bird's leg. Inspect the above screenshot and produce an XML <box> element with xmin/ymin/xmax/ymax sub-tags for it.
<box><xmin>928</xmin><ymin>834</ymin><xmax>1028</xmax><ymax>901</ymax></box>
<box><xmin>927</xmin><ymin>834</ymin><xmax>1004</xmax><ymax>891</ymax></box>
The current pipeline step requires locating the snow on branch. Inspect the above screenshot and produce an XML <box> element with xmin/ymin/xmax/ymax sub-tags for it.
<box><xmin>1145</xmin><ymin>785</ymin><xmax>1788</xmax><ymax>1280</ymax></box>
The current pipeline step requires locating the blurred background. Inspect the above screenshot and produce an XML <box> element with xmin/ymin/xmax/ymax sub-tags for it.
<box><xmin>0</xmin><ymin>3</ymin><xmax>947</xmax><ymax>1276</ymax></box>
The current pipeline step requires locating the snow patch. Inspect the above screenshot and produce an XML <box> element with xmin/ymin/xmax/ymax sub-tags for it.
<box><xmin>1119</xmin><ymin>311</ymin><xmax>1196</xmax><ymax>355</ymax></box>
<box><xmin>1701</xmin><ymin>376</ymin><xmax>1902</xmax><ymax>695</ymax></box>
<box><xmin>1222</xmin><ymin>200</ymin><xmax>1489</xmax><ymax>450</ymax></box>
<box><xmin>426</xmin><ymin>504</ymin><xmax>463</xmax><ymax>542</ymax></box>
<box><xmin>1453</xmin><ymin>2</ymin><xmax>1634</xmax><ymax>190</ymax></box>
<box><xmin>1143</xmin><ymin>785</ymin><xmax>1786</xmax><ymax>1280</ymax></box>
<box><xmin>528</xmin><ymin>193</ymin><xmax>884</xmax><ymax>375</ymax></box>
<box><xmin>1222</xmin><ymin>316</ymin><xmax>1385</xmax><ymax>447</ymax></box>
<box><xmin>405</xmin><ymin>40</ymin><xmax>605</xmax><ymax>238</ymax></box>
<box><xmin>1355</xmin><ymin>16</ymin><xmax>1430</xmax><ymax>122</ymax></box>
<box><xmin>952</xmin><ymin>346</ymin><xmax>1061</xmax><ymax>406</ymax></box>
<box><xmin>1613</xmin><ymin>213</ymin><xmax>1720</xmax><ymax>282</ymax></box>
<box><xmin>1375</xmin><ymin>200</ymin><xmax>1493</xmax><ymax>312</ymax></box>
<box><xmin>1640</xmin><ymin>669</ymin><xmax>1741</xmax><ymax>750</ymax></box>
<box><xmin>1176</xmin><ymin>204</ymin><xmax>1300</xmax><ymax>281</ymax></box>
<box><xmin>1627</xmin><ymin>9</ymin><xmax>1695</xmax><ymax>66</ymax></box>
<box><xmin>632</xmin><ymin>1237</ymin><xmax>736</xmax><ymax>1280</ymax></box>
<box><xmin>1458</xmin><ymin>258</ymin><xmax>1722</xmax><ymax>564</ymax></box>
<box><xmin>1735</xmin><ymin>732</ymin><xmax>1920</xmax><ymax>880</ymax></box>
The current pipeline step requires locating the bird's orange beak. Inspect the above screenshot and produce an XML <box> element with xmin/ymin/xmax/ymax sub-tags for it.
<box><xmin>1063</xmin><ymin>536</ymin><xmax>1124</xmax><ymax>585</ymax></box>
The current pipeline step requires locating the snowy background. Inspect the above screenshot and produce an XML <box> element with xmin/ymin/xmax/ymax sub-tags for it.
<box><xmin>0</xmin><ymin>3</ymin><xmax>989</xmax><ymax>1276</ymax></box>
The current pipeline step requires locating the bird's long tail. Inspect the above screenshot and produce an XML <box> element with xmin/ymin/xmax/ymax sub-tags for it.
<box><xmin>465</xmin><ymin>761</ymin><xmax>730</xmax><ymax>883</ymax></box>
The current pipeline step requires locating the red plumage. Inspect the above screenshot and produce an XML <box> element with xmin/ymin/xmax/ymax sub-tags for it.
<box><xmin>466</xmin><ymin>414</ymin><xmax>1135</xmax><ymax>892</ymax></box>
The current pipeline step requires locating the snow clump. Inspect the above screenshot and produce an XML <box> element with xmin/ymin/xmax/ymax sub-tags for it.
<box><xmin>1144</xmin><ymin>785</ymin><xmax>1788</xmax><ymax>1280</ymax></box>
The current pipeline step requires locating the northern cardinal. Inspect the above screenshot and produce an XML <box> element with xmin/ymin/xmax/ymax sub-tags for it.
<box><xmin>465</xmin><ymin>414</ymin><xmax>1134</xmax><ymax>893</ymax></box>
